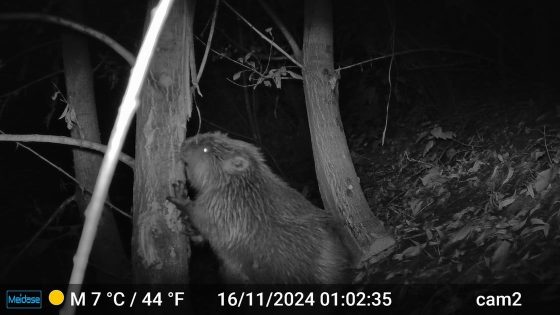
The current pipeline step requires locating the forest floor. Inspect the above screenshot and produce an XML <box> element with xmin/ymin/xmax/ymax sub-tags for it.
<box><xmin>351</xmin><ymin>98</ymin><xmax>560</xmax><ymax>285</ymax></box>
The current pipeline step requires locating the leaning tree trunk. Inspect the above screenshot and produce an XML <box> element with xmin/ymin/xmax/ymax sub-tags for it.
<box><xmin>132</xmin><ymin>0</ymin><xmax>196</xmax><ymax>283</ymax></box>
<box><xmin>61</xmin><ymin>0</ymin><xmax>129</xmax><ymax>283</ymax></box>
<box><xmin>302</xmin><ymin>0</ymin><xmax>395</xmax><ymax>263</ymax></box>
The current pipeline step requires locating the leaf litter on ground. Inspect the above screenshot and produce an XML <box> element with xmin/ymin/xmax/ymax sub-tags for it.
<box><xmin>351</xmin><ymin>109</ymin><xmax>560</xmax><ymax>284</ymax></box>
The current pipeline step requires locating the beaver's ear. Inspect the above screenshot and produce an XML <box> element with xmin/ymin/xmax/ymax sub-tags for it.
<box><xmin>223</xmin><ymin>155</ymin><xmax>250</xmax><ymax>173</ymax></box>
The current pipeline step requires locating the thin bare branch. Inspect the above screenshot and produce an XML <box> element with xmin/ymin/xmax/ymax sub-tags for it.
<box><xmin>257</xmin><ymin>0</ymin><xmax>302</xmax><ymax>62</ymax></box>
<box><xmin>194</xmin><ymin>35</ymin><xmax>265</xmax><ymax>77</ymax></box>
<box><xmin>197</xmin><ymin>0</ymin><xmax>220</xmax><ymax>83</ymax></box>
<box><xmin>0</xmin><ymin>13</ymin><xmax>135</xmax><ymax>65</ymax></box>
<box><xmin>381</xmin><ymin>28</ymin><xmax>396</xmax><ymax>146</ymax></box>
<box><xmin>0</xmin><ymin>131</ymin><xmax>129</xmax><ymax>218</ymax></box>
<box><xmin>187</xmin><ymin>0</ymin><xmax>199</xmax><ymax>97</ymax></box>
<box><xmin>0</xmin><ymin>70</ymin><xmax>63</xmax><ymax>99</ymax></box>
<box><xmin>337</xmin><ymin>48</ymin><xmax>493</xmax><ymax>72</ymax></box>
<box><xmin>543</xmin><ymin>126</ymin><xmax>553</xmax><ymax>166</ymax></box>
<box><xmin>226</xmin><ymin>77</ymin><xmax>258</xmax><ymax>88</ymax></box>
<box><xmin>0</xmin><ymin>133</ymin><xmax>134</xmax><ymax>168</ymax></box>
<box><xmin>222</xmin><ymin>0</ymin><xmax>302</xmax><ymax>68</ymax></box>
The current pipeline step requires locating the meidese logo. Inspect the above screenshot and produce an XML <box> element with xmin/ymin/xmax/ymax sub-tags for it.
<box><xmin>6</xmin><ymin>290</ymin><xmax>42</xmax><ymax>309</ymax></box>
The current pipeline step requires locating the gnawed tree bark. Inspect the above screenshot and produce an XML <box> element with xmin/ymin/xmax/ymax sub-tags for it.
<box><xmin>61</xmin><ymin>0</ymin><xmax>129</xmax><ymax>283</ymax></box>
<box><xmin>302</xmin><ymin>0</ymin><xmax>395</xmax><ymax>263</ymax></box>
<box><xmin>132</xmin><ymin>0</ymin><xmax>196</xmax><ymax>283</ymax></box>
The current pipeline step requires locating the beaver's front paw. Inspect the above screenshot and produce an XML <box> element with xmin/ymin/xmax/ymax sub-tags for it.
<box><xmin>167</xmin><ymin>181</ymin><xmax>192</xmax><ymax>210</ymax></box>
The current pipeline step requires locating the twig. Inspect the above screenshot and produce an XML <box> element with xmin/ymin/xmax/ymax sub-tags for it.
<box><xmin>0</xmin><ymin>133</ymin><xmax>134</xmax><ymax>168</ymax></box>
<box><xmin>0</xmin><ymin>131</ymin><xmax>130</xmax><ymax>219</ymax></box>
<box><xmin>0</xmin><ymin>70</ymin><xmax>63</xmax><ymax>99</ymax></box>
<box><xmin>543</xmin><ymin>126</ymin><xmax>553</xmax><ymax>166</ymax></box>
<box><xmin>0</xmin><ymin>196</ymin><xmax>75</xmax><ymax>281</ymax></box>
<box><xmin>194</xmin><ymin>35</ymin><xmax>265</xmax><ymax>77</ymax></box>
<box><xmin>450</xmin><ymin>137</ymin><xmax>482</xmax><ymax>148</ymax></box>
<box><xmin>195</xmin><ymin>104</ymin><xmax>202</xmax><ymax>135</ymax></box>
<box><xmin>337</xmin><ymin>48</ymin><xmax>492</xmax><ymax>72</ymax></box>
<box><xmin>263</xmin><ymin>31</ymin><xmax>274</xmax><ymax>75</ymax></box>
<box><xmin>62</xmin><ymin>1</ymin><xmax>173</xmax><ymax>313</ymax></box>
<box><xmin>257</xmin><ymin>0</ymin><xmax>302</xmax><ymax>61</ymax></box>
<box><xmin>414</xmin><ymin>200</ymin><xmax>434</xmax><ymax>217</ymax></box>
<box><xmin>196</xmin><ymin>0</ymin><xmax>220</xmax><ymax>83</ymax></box>
<box><xmin>189</xmin><ymin>28</ymin><xmax>199</xmax><ymax>96</ymax></box>
<box><xmin>381</xmin><ymin>26</ymin><xmax>396</xmax><ymax>146</ymax></box>
<box><xmin>0</xmin><ymin>13</ymin><xmax>135</xmax><ymax>66</ymax></box>
<box><xmin>387</xmin><ymin>191</ymin><xmax>407</xmax><ymax>206</ymax></box>
<box><xmin>226</xmin><ymin>77</ymin><xmax>258</xmax><ymax>88</ymax></box>
<box><xmin>405</xmin><ymin>151</ymin><xmax>436</xmax><ymax>168</ymax></box>
<box><xmin>2</xmin><ymin>39</ymin><xmax>60</xmax><ymax>65</ymax></box>
<box><xmin>222</xmin><ymin>0</ymin><xmax>302</xmax><ymax>68</ymax></box>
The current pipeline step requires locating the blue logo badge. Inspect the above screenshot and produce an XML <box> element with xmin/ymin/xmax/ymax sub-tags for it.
<box><xmin>6</xmin><ymin>290</ymin><xmax>42</xmax><ymax>309</ymax></box>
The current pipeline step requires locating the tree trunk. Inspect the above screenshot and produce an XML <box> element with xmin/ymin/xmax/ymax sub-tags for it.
<box><xmin>60</xmin><ymin>0</ymin><xmax>129</xmax><ymax>283</ymax></box>
<box><xmin>132</xmin><ymin>0</ymin><xmax>196</xmax><ymax>283</ymax></box>
<box><xmin>302</xmin><ymin>0</ymin><xmax>395</xmax><ymax>263</ymax></box>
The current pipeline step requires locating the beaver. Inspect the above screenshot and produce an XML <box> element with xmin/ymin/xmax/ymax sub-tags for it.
<box><xmin>168</xmin><ymin>132</ymin><xmax>353</xmax><ymax>284</ymax></box>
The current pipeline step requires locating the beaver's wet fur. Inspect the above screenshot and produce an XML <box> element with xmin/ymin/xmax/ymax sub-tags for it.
<box><xmin>172</xmin><ymin>132</ymin><xmax>353</xmax><ymax>284</ymax></box>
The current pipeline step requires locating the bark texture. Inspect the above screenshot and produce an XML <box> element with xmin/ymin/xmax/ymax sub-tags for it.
<box><xmin>302</xmin><ymin>0</ymin><xmax>395</xmax><ymax>262</ymax></box>
<box><xmin>61</xmin><ymin>0</ymin><xmax>129</xmax><ymax>283</ymax></box>
<box><xmin>132</xmin><ymin>0</ymin><xmax>196</xmax><ymax>283</ymax></box>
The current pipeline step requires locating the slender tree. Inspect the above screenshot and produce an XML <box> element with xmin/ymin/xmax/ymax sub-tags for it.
<box><xmin>60</xmin><ymin>0</ymin><xmax>128</xmax><ymax>282</ymax></box>
<box><xmin>302</xmin><ymin>0</ymin><xmax>395</xmax><ymax>262</ymax></box>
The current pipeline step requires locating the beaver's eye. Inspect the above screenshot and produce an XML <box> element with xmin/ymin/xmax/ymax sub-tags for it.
<box><xmin>203</xmin><ymin>147</ymin><xmax>209</xmax><ymax>153</ymax></box>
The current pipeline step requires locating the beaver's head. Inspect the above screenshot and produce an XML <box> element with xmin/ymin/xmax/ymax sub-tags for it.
<box><xmin>180</xmin><ymin>132</ymin><xmax>265</xmax><ymax>191</ymax></box>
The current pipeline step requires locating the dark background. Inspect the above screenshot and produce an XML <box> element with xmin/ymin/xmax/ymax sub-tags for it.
<box><xmin>0</xmin><ymin>0</ymin><xmax>558</xmax><ymax>284</ymax></box>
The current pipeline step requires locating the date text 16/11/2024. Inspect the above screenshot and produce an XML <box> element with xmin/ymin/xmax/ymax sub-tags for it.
<box><xmin>217</xmin><ymin>291</ymin><xmax>392</xmax><ymax>307</ymax></box>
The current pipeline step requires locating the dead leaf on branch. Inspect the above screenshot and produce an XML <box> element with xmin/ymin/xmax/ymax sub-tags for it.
<box><xmin>58</xmin><ymin>104</ymin><xmax>77</xmax><ymax>130</ymax></box>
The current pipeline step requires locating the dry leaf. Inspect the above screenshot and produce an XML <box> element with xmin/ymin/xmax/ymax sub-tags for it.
<box><xmin>423</xmin><ymin>140</ymin><xmax>434</xmax><ymax>156</ymax></box>
<box><xmin>431</xmin><ymin>126</ymin><xmax>455</xmax><ymax>139</ymax></box>
<box><xmin>468</xmin><ymin>160</ymin><xmax>485</xmax><ymax>173</ymax></box>
<box><xmin>409</xmin><ymin>199</ymin><xmax>423</xmax><ymax>216</ymax></box>
<box><xmin>448</xmin><ymin>225</ymin><xmax>473</xmax><ymax>244</ymax></box>
<box><xmin>498</xmin><ymin>195</ymin><xmax>516</xmax><ymax>210</ymax></box>
<box><xmin>526</xmin><ymin>184</ymin><xmax>535</xmax><ymax>198</ymax></box>
<box><xmin>502</xmin><ymin>166</ymin><xmax>514</xmax><ymax>185</ymax></box>
<box><xmin>393</xmin><ymin>244</ymin><xmax>423</xmax><ymax>260</ymax></box>
<box><xmin>533</xmin><ymin>168</ymin><xmax>552</xmax><ymax>193</ymax></box>
<box><xmin>421</xmin><ymin>167</ymin><xmax>446</xmax><ymax>187</ymax></box>
<box><xmin>533</xmin><ymin>150</ymin><xmax>545</xmax><ymax>161</ymax></box>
